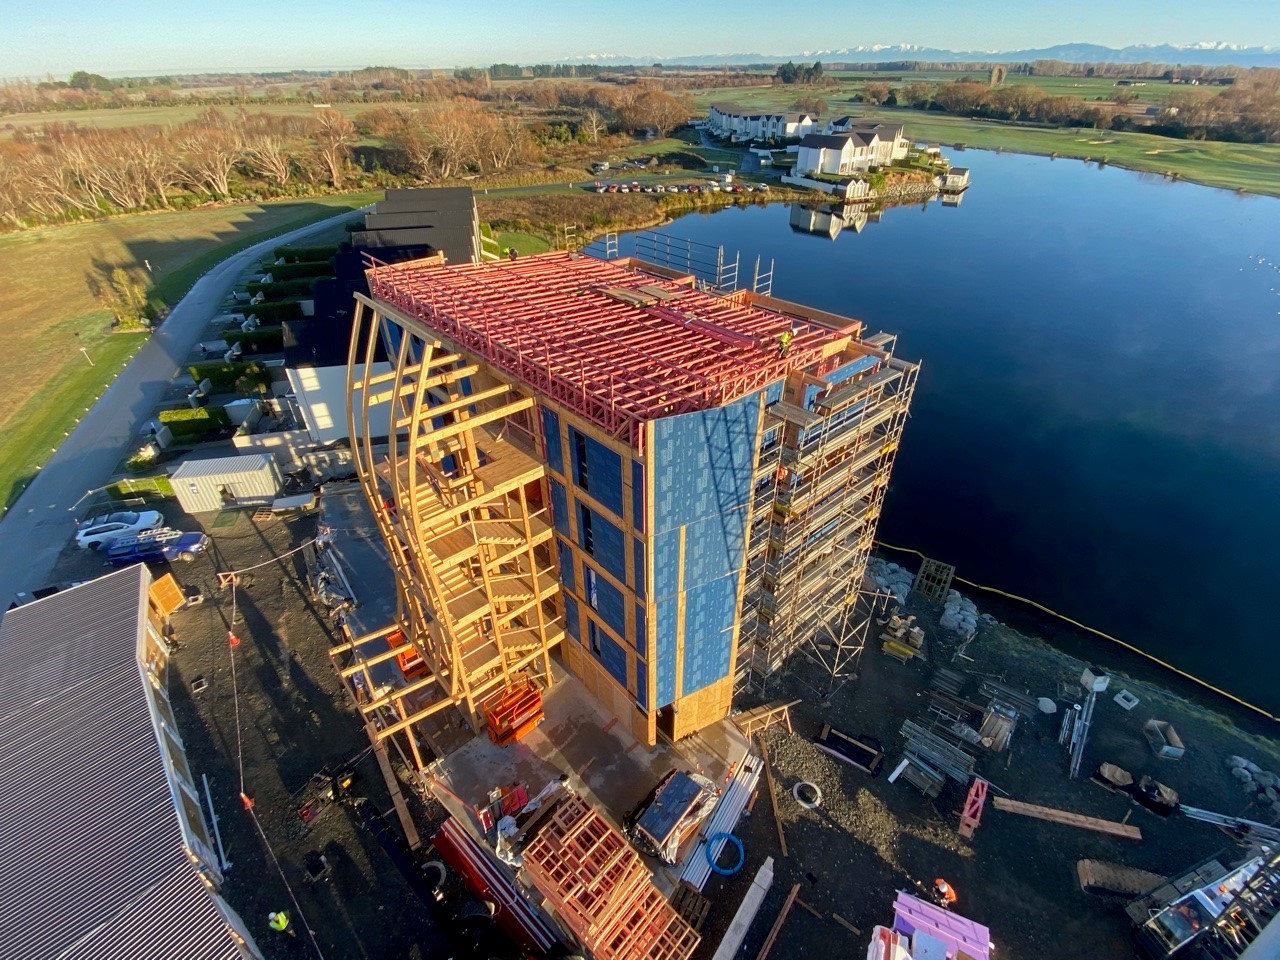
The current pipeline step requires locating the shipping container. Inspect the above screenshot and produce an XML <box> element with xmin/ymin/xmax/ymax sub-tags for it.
<box><xmin>169</xmin><ymin>453</ymin><xmax>282</xmax><ymax>514</ymax></box>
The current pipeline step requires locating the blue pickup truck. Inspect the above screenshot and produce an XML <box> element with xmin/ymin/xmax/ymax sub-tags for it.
<box><xmin>106</xmin><ymin>529</ymin><xmax>210</xmax><ymax>567</ymax></box>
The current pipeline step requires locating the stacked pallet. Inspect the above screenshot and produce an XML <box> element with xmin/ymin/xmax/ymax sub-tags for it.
<box><xmin>523</xmin><ymin>794</ymin><xmax>700</xmax><ymax>960</ymax></box>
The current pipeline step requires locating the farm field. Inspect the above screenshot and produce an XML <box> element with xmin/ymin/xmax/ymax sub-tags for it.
<box><xmin>0</xmin><ymin>193</ymin><xmax>374</xmax><ymax>510</ymax></box>
<box><xmin>0</xmin><ymin>100</ymin><xmax>369</xmax><ymax>138</ymax></box>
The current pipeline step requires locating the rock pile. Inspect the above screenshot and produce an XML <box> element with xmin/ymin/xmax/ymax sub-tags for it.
<box><xmin>1225</xmin><ymin>755</ymin><xmax>1280</xmax><ymax>820</ymax></box>
<box><xmin>940</xmin><ymin>589</ymin><xmax>980</xmax><ymax>636</ymax></box>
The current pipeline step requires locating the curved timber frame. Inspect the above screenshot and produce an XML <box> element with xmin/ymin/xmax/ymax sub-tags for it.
<box><xmin>345</xmin><ymin>291</ymin><xmax>562</xmax><ymax>745</ymax></box>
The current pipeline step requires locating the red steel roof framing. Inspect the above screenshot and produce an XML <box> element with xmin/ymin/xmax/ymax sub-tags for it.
<box><xmin>367</xmin><ymin>252</ymin><xmax>856</xmax><ymax>447</ymax></box>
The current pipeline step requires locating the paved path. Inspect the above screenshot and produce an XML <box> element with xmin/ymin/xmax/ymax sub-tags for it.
<box><xmin>0</xmin><ymin>209</ymin><xmax>367</xmax><ymax>608</ymax></box>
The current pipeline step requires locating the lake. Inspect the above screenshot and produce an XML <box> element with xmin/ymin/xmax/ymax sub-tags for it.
<box><xmin>613</xmin><ymin>153</ymin><xmax>1280</xmax><ymax>716</ymax></box>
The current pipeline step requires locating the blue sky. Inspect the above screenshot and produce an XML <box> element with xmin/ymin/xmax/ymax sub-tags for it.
<box><xmin>3</xmin><ymin>0</ymin><xmax>1278</xmax><ymax>77</ymax></box>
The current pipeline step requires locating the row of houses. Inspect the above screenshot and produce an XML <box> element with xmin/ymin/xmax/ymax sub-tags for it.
<box><xmin>707</xmin><ymin>102</ymin><xmax>818</xmax><ymax>141</ymax></box>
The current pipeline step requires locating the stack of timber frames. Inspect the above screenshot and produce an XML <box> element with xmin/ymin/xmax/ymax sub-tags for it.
<box><xmin>522</xmin><ymin>794</ymin><xmax>700</xmax><ymax>960</ymax></box>
<box><xmin>739</xmin><ymin>339</ymin><xmax>918</xmax><ymax>687</ymax></box>
<box><xmin>345</xmin><ymin>294</ymin><xmax>564</xmax><ymax>757</ymax></box>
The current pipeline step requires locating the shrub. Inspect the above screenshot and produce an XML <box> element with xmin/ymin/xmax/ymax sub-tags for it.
<box><xmin>246</xmin><ymin>278</ymin><xmax>316</xmax><ymax>299</ymax></box>
<box><xmin>244</xmin><ymin>300</ymin><xmax>304</xmax><ymax>323</ymax></box>
<box><xmin>158</xmin><ymin>405</ymin><xmax>232</xmax><ymax>440</ymax></box>
<box><xmin>188</xmin><ymin>361</ymin><xmax>271</xmax><ymax>393</ymax></box>
<box><xmin>235</xmin><ymin>327</ymin><xmax>285</xmax><ymax>354</ymax></box>
<box><xmin>273</xmin><ymin>244</ymin><xmax>338</xmax><ymax>263</ymax></box>
<box><xmin>271</xmin><ymin>260</ymin><xmax>334</xmax><ymax>281</ymax></box>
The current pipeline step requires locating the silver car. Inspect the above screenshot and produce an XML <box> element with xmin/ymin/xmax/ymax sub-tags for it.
<box><xmin>75</xmin><ymin>510</ymin><xmax>164</xmax><ymax>550</ymax></box>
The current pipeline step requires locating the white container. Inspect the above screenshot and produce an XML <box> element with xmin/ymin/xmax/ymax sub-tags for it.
<box><xmin>170</xmin><ymin>453</ymin><xmax>282</xmax><ymax>514</ymax></box>
<box><xmin>1081</xmin><ymin>665</ymin><xmax>1110</xmax><ymax>692</ymax></box>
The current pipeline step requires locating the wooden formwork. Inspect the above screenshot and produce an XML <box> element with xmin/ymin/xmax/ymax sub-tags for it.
<box><xmin>522</xmin><ymin>795</ymin><xmax>700</xmax><ymax>960</ymax></box>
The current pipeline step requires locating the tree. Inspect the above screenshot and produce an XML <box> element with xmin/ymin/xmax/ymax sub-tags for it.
<box><xmin>176</xmin><ymin>126</ymin><xmax>242</xmax><ymax>197</ymax></box>
<box><xmin>95</xmin><ymin>266</ymin><xmax>152</xmax><ymax>328</ymax></box>
<box><xmin>581</xmin><ymin>108</ymin><xmax>609</xmax><ymax>144</ymax></box>
<box><xmin>312</xmin><ymin>109</ymin><xmax>358</xmax><ymax>187</ymax></box>
<box><xmin>863</xmin><ymin>82</ymin><xmax>891</xmax><ymax>106</ymax></box>
<box><xmin>68</xmin><ymin>71</ymin><xmax>111</xmax><ymax>92</ymax></box>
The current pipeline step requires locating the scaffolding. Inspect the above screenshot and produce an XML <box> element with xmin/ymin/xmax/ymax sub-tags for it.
<box><xmin>343</xmin><ymin>293</ymin><xmax>564</xmax><ymax>757</ymax></box>
<box><xmin>739</xmin><ymin>338</ymin><xmax>918</xmax><ymax>690</ymax></box>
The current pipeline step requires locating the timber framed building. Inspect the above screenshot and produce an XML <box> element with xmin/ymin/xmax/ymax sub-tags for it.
<box><xmin>345</xmin><ymin>251</ymin><xmax>916</xmax><ymax>749</ymax></box>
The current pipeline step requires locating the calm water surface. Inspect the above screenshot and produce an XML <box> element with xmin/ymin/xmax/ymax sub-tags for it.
<box><xmin>619</xmin><ymin>153</ymin><xmax>1280</xmax><ymax>713</ymax></box>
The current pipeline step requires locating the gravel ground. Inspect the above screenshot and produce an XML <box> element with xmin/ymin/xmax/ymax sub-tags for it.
<box><xmin>695</xmin><ymin>589</ymin><xmax>1280</xmax><ymax>960</ymax></box>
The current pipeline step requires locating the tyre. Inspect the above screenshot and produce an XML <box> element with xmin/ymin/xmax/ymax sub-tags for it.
<box><xmin>88</xmin><ymin>541</ymin><xmax>102</xmax><ymax>551</ymax></box>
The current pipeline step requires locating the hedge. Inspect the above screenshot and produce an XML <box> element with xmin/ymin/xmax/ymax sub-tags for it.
<box><xmin>270</xmin><ymin>260</ymin><xmax>334</xmax><ymax>281</ymax></box>
<box><xmin>158</xmin><ymin>405</ymin><xmax>232</xmax><ymax>439</ymax></box>
<box><xmin>235</xmin><ymin>327</ymin><xmax>285</xmax><ymax>354</ymax></box>
<box><xmin>246</xmin><ymin>278</ymin><xmax>316</xmax><ymax>299</ymax></box>
<box><xmin>244</xmin><ymin>300</ymin><xmax>304</xmax><ymax>323</ymax></box>
<box><xmin>273</xmin><ymin>244</ymin><xmax>338</xmax><ymax>263</ymax></box>
<box><xmin>188</xmin><ymin>361</ymin><xmax>272</xmax><ymax>394</ymax></box>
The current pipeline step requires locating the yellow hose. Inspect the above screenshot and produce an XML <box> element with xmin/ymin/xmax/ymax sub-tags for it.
<box><xmin>874</xmin><ymin>540</ymin><xmax>1280</xmax><ymax>723</ymax></box>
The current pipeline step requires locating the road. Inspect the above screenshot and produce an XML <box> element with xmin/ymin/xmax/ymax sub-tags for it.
<box><xmin>0</xmin><ymin>209</ymin><xmax>366</xmax><ymax>609</ymax></box>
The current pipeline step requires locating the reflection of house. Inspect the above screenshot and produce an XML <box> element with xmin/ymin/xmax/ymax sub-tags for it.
<box><xmin>0</xmin><ymin>567</ymin><xmax>264</xmax><ymax>959</ymax></box>
<box><xmin>788</xmin><ymin>202</ymin><xmax>870</xmax><ymax>240</ymax></box>
<box><xmin>941</xmin><ymin>167</ymin><xmax>971</xmax><ymax>192</ymax></box>
<box><xmin>707</xmin><ymin>103</ymin><xmax>817</xmax><ymax>141</ymax></box>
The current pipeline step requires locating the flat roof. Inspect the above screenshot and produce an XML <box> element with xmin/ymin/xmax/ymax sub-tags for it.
<box><xmin>365</xmin><ymin>252</ymin><xmax>857</xmax><ymax>444</ymax></box>
<box><xmin>169</xmin><ymin>452</ymin><xmax>274</xmax><ymax>480</ymax></box>
<box><xmin>0</xmin><ymin>567</ymin><xmax>245</xmax><ymax>960</ymax></box>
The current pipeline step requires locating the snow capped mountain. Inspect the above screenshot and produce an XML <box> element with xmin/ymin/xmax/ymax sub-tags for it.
<box><xmin>560</xmin><ymin>42</ymin><xmax>1280</xmax><ymax>69</ymax></box>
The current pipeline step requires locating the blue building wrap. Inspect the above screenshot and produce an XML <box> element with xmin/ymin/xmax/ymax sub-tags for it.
<box><xmin>580</xmin><ymin>505</ymin><xmax>627</xmax><ymax>584</ymax></box>
<box><xmin>650</xmin><ymin>392</ymin><xmax>761</xmax><ymax>705</ymax></box>
<box><xmin>564</xmin><ymin>596</ymin><xmax>581</xmax><ymax>641</ymax></box>
<box><xmin>591</xmin><ymin>571</ymin><xmax>627</xmax><ymax>639</ymax></box>
<box><xmin>596</xmin><ymin>630</ymin><xmax>629</xmax><ymax>688</ymax></box>
<box><xmin>541</xmin><ymin>408</ymin><xmax>563</xmax><ymax>473</ymax></box>
<box><xmin>631</xmin><ymin>460</ymin><xmax>646</xmax><ymax>530</ymax></box>
<box><xmin>556</xmin><ymin>539</ymin><xmax>575</xmax><ymax>593</ymax></box>
<box><xmin>802</xmin><ymin>354</ymin><xmax>878</xmax><ymax>409</ymax></box>
<box><xmin>549</xmin><ymin>479</ymin><xmax>569</xmax><ymax>538</ymax></box>
<box><xmin>635</xmin><ymin>604</ymin><xmax>647</xmax><ymax>657</ymax></box>
<box><xmin>570</xmin><ymin>430</ymin><xmax>625</xmax><ymax>517</ymax></box>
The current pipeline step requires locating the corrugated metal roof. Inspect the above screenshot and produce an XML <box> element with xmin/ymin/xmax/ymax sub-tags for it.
<box><xmin>0</xmin><ymin>567</ymin><xmax>247</xmax><ymax>960</ymax></box>
<box><xmin>170</xmin><ymin>453</ymin><xmax>274</xmax><ymax>481</ymax></box>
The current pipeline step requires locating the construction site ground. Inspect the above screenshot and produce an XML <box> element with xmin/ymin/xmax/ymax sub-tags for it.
<box><xmin>76</xmin><ymin>506</ymin><xmax>459</xmax><ymax>960</ymax></box>
<box><xmin>700</xmin><ymin>594</ymin><xmax>1280</xmax><ymax>960</ymax></box>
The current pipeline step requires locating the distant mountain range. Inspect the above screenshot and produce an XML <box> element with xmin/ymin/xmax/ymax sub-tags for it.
<box><xmin>566</xmin><ymin>42</ymin><xmax>1280</xmax><ymax>69</ymax></box>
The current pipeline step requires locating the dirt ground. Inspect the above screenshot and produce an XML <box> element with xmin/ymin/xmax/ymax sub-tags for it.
<box><xmin>696</xmin><ymin>593</ymin><xmax>1280</xmax><ymax>960</ymax></box>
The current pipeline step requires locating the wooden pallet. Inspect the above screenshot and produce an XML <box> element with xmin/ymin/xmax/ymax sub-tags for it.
<box><xmin>992</xmin><ymin>797</ymin><xmax>1143</xmax><ymax>840</ymax></box>
<box><xmin>670</xmin><ymin>881</ymin><xmax>711</xmax><ymax>932</ymax></box>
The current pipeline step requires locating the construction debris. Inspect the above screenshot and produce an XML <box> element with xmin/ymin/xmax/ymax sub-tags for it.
<box><xmin>754</xmin><ymin>883</ymin><xmax>801</xmax><ymax>960</ymax></box>
<box><xmin>813</xmin><ymin>723</ymin><xmax>884</xmax><ymax>776</ymax></box>
<box><xmin>710</xmin><ymin>857</ymin><xmax>774</xmax><ymax>960</ymax></box>
<box><xmin>1077</xmin><ymin>860</ymin><xmax>1166</xmax><ymax>897</ymax></box>
<box><xmin>991</xmin><ymin>796</ymin><xmax>1143</xmax><ymax>840</ymax></box>
<box><xmin>880</xmin><ymin>613</ymin><xmax>926</xmax><ymax>662</ymax></box>
<box><xmin>626</xmin><ymin>770</ymin><xmax>719</xmax><ymax>865</ymax></box>
<box><xmin>1143</xmin><ymin>719</ymin><xmax>1186</xmax><ymax>760</ymax></box>
<box><xmin>957</xmin><ymin>777</ymin><xmax>989</xmax><ymax>839</ymax></box>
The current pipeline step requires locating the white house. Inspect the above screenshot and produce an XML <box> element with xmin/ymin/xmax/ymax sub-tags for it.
<box><xmin>823</xmin><ymin>118</ymin><xmax>911</xmax><ymax>165</ymax></box>
<box><xmin>795</xmin><ymin>132</ymin><xmax>879</xmax><ymax>176</ymax></box>
<box><xmin>708</xmin><ymin>103</ymin><xmax>817</xmax><ymax>142</ymax></box>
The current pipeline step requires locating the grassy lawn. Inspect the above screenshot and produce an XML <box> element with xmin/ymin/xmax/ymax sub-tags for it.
<box><xmin>0</xmin><ymin>193</ymin><xmax>375</xmax><ymax>512</ymax></box>
<box><xmin>0</xmin><ymin>101</ymin><xmax>369</xmax><ymax>139</ymax></box>
<box><xmin>495</xmin><ymin>231</ymin><xmax>553</xmax><ymax>255</ymax></box>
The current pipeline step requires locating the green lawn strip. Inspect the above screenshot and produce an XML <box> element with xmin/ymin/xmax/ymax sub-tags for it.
<box><xmin>0</xmin><ymin>330</ymin><xmax>146</xmax><ymax>511</ymax></box>
<box><xmin>495</xmin><ymin>231</ymin><xmax>553</xmax><ymax>255</ymax></box>
<box><xmin>153</xmin><ymin>193</ymin><xmax>377</xmax><ymax>307</ymax></box>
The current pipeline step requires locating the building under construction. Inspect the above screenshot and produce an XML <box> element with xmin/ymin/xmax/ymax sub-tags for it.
<box><xmin>344</xmin><ymin>250</ymin><xmax>917</xmax><ymax>750</ymax></box>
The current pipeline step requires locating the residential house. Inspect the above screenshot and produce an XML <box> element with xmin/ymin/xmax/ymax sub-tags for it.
<box><xmin>795</xmin><ymin>131</ymin><xmax>878</xmax><ymax>176</ymax></box>
<box><xmin>707</xmin><ymin>103</ymin><xmax>817</xmax><ymax>142</ymax></box>
<box><xmin>824</xmin><ymin>119</ymin><xmax>911</xmax><ymax>165</ymax></box>
<box><xmin>941</xmin><ymin>167</ymin><xmax>971</xmax><ymax>192</ymax></box>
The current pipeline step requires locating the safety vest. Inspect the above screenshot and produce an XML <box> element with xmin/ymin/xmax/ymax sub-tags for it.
<box><xmin>269</xmin><ymin>912</ymin><xmax>289</xmax><ymax>931</ymax></box>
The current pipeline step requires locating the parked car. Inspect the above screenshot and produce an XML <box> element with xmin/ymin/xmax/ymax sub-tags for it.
<box><xmin>75</xmin><ymin>509</ymin><xmax>163</xmax><ymax>550</ymax></box>
<box><xmin>105</xmin><ymin>529</ymin><xmax>210</xmax><ymax>567</ymax></box>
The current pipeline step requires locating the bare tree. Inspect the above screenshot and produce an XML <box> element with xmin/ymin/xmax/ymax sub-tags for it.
<box><xmin>311</xmin><ymin>109</ymin><xmax>357</xmax><ymax>187</ymax></box>
<box><xmin>581</xmin><ymin>108</ymin><xmax>609</xmax><ymax>143</ymax></box>
<box><xmin>176</xmin><ymin>126</ymin><xmax>242</xmax><ymax>197</ymax></box>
